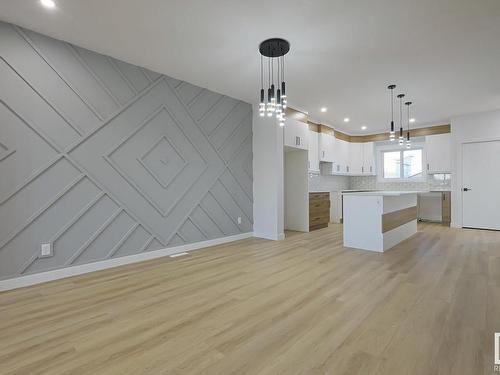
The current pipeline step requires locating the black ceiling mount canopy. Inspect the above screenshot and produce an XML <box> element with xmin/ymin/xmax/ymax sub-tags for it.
<box><xmin>259</xmin><ymin>38</ymin><xmax>290</xmax><ymax>58</ymax></box>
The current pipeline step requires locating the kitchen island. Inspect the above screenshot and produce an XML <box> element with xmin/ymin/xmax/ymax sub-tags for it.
<box><xmin>342</xmin><ymin>191</ymin><xmax>420</xmax><ymax>252</ymax></box>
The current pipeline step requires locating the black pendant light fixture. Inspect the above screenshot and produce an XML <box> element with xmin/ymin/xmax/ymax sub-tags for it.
<box><xmin>259</xmin><ymin>38</ymin><xmax>290</xmax><ymax>126</ymax></box>
<box><xmin>397</xmin><ymin>93</ymin><xmax>405</xmax><ymax>145</ymax></box>
<box><xmin>405</xmin><ymin>101</ymin><xmax>412</xmax><ymax>148</ymax></box>
<box><xmin>388</xmin><ymin>85</ymin><xmax>396</xmax><ymax>141</ymax></box>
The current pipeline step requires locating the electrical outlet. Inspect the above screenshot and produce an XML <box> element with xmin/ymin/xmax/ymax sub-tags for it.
<box><xmin>237</xmin><ymin>216</ymin><xmax>242</xmax><ymax>224</ymax></box>
<box><xmin>40</xmin><ymin>243</ymin><xmax>52</xmax><ymax>257</ymax></box>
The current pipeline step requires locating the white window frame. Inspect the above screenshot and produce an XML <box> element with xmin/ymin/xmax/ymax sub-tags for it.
<box><xmin>377</xmin><ymin>142</ymin><xmax>426</xmax><ymax>182</ymax></box>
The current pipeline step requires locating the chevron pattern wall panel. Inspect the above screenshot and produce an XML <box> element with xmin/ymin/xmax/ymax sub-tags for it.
<box><xmin>0</xmin><ymin>21</ymin><xmax>253</xmax><ymax>280</ymax></box>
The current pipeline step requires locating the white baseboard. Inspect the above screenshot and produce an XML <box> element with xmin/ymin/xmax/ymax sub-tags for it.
<box><xmin>253</xmin><ymin>231</ymin><xmax>285</xmax><ymax>241</ymax></box>
<box><xmin>0</xmin><ymin>232</ymin><xmax>253</xmax><ymax>292</ymax></box>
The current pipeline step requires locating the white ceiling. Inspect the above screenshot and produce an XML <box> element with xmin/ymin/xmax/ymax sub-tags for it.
<box><xmin>1</xmin><ymin>0</ymin><xmax>500</xmax><ymax>134</ymax></box>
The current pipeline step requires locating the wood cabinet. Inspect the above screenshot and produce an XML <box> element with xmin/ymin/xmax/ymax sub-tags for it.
<box><xmin>442</xmin><ymin>191</ymin><xmax>451</xmax><ymax>224</ymax></box>
<box><xmin>426</xmin><ymin>134</ymin><xmax>451</xmax><ymax>173</ymax></box>
<box><xmin>307</xmin><ymin>130</ymin><xmax>320</xmax><ymax>173</ymax></box>
<box><xmin>309</xmin><ymin>192</ymin><xmax>330</xmax><ymax>231</ymax></box>
<box><xmin>284</xmin><ymin>118</ymin><xmax>308</xmax><ymax>150</ymax></box>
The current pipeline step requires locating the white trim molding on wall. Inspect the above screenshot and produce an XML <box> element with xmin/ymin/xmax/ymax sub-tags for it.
<box><xmin>0</xmin><ymin>232</ymin><xmax>253</xmax><ymax>291</ymax></box>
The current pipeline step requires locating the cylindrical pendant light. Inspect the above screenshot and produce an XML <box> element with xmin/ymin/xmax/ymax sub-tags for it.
<box><xmin>259</xmin><ymin>56</ymin><xmax>265</xmax><ymax>117</ymax></box>
<box><xmin>405</xmin><ymin>101</ymin><xmax>412</xmax><ymax>148</ymax></box>
<box><xmin>397</xmin><ymin>94</ymin><xmax>405</xmax><ymax>145</ymax></box>
<box><xmin>388</xmin><ymin>85</ymin><xmax>396</xmax><ymax>141</ymax></box>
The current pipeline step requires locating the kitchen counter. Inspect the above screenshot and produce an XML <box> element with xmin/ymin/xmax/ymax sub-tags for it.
<box><xmin>342</xmin><ymin>190</ymin><xmax>426</xmax><ymax>197</ymax></box>
<box><xmin>343</xmin><ymin>191</ymin><xmax>418</xmax><ymax>252</ymax></box>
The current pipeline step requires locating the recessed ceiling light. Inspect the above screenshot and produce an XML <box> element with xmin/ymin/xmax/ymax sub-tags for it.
<box><xmin>343</xmin><ymin>117</ymin><xmax>350</xmax><ymax>123</ymax></box>
<box><xmin>361</xmin><ymin>126</ymin><xmax>367</xmax><ymax>130</ymax></box>
<box><xmin>320</xmin><ymin>107</ymin><xmax>327</xmax><ymax>113</ymax></box>
<box><xmin>409</xmin><ymin>118</ymin><xmax>416</xmax><ymax>123</ymax></box>
<box><xmin>41</xmin><ymin>0</ymin><xmax>55</xmax><ymax>8</ymax></box>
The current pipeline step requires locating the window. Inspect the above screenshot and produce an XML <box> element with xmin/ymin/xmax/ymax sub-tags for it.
<box><xmin>382</xmin><ymin>148</ymin><xmax>423</xmax><ymax>180</ymax></box>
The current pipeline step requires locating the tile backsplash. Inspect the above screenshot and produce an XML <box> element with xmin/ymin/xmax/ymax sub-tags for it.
<box><xmin>350</xmin><ymin>174</ymin><xmax>451</xmax><ymax>191</ymax></box>
<box><xmin>309</xmin><ymin>163</ymin><xmax>451</xmax><ymax>192</ymax></box>
<box><xmin>308</xmin><ymin>164</ymin><xmax>350</xmax><ymax>191</ymax></box>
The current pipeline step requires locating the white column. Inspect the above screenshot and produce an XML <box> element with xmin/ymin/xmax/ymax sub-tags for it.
<box><xmin>252</xmin><ymin>105</ymin><xmax>284</xmax><ymax>240</ymax></box>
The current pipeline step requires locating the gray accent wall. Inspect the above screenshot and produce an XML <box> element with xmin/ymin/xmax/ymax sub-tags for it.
<box><xmin>0</xmin><ymin>21</ymin><xmax>253</xmax><ymax>280</ymax></box>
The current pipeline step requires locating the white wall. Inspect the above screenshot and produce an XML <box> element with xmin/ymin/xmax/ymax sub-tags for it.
<box><xmin>450</xmin><ymin>109</ymin><xmax>500</xmax><ymax>227</ymax></box>
<box><xmin>252</xmin><ymin>108</ymin><xmax>285</xmax><ymax>240</ymax></box>
<box><xmin>284</xmin><ymin>149</ymin><xmax>309</xmax><ymax>232</ymax></box>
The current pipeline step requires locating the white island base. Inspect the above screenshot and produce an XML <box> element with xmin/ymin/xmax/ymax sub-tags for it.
<box><xmin>343</xmin><ymin>191</ymin><xmax>419</xmax><ymax>252</ymax></box>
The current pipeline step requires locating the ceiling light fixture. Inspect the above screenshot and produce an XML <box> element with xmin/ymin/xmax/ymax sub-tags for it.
<box><xmin>259</xmin><ymin>38</ymin><xmax>290</xmax><ymax>126</ymax></box>
<box><xmin>409</xmin><ymin>118</ymin><xmax>416</xmax><ymax>123</ymax></box>
<box><xmin>397</xmin><ymin>94</ymin><xmax>405</xmax><ymax>146</ymax></box>
<box><xmin>387</xmin><ymin>84</ymin><xmax>396</xmax><ymax>141</ymax></box>
<box><xmin>405</xmin><ymin>101</ymin><xmax>412</xmax><ymax>148</ymax></box>
<box><xmin>41</xmin><ymin>0</ymin><xmax>55</xmax><ymax>8</ymax></box>
<box><xmin>361</xmin><ymin>126</ymin><xmax>367</xmax><ymax>130</ymax></box>
<box><xmin>344</xmin><ymin>117</ymin><xmax>350</xmax><ymax>123</ymax></box>
<box><xmin>321</xmin><ymin>107</ymin><xmax>327</xmax><ymax>113</ymax></box>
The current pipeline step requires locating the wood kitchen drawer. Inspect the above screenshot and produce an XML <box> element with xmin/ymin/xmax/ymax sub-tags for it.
<box><xmin>442</xmin><ymin>191</ymin><xmax>451</xmax><ymax>224</ymax></box>
<box><xmin>309</xmin><ymin>192</ymin><xmax>330</xmax><ymax>231</ymax></box>
<box><xmin>309</xmin><ymin>200</ymin><xmax>330</xmax><ymax>211</ymax></box>
<box><xmin>309</xmin><ymin>192</ymin><xmax>330</xmax><ymax>200</ymax></box>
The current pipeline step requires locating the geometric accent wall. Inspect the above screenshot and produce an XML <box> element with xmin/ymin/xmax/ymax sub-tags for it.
<box><xmin>0</xmin><ymin>21</ymin><xmax>252</xmax><ymax>280</ymax></box>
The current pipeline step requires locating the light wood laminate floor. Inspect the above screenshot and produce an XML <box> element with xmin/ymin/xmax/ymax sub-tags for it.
<box><xmin>1</xmin><ymin>223</ymin><xmax>499</xmax><ymax>375</ymax></box>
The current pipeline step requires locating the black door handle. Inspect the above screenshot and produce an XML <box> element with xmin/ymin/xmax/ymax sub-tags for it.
<box><xmin>463</xmin><ymin>188</ymin><xmax>472</xmax><ymax>192</ymax></box>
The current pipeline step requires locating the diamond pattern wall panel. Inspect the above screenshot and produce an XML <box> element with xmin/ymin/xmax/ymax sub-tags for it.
<box><xmin>0</xmin><ymin>21</ymin><xmax>253</xmax><ymax>280</ymax></box>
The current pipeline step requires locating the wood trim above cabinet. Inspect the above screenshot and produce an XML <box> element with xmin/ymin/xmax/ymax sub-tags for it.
<box><xmin>319</xmin><ymin>124</ymin><xmax>335</xmax><ymax>136</ymax></box>
<box><xmin>334</xmin><ymin>130</ymin><xmax>351</xmax><ymax>142</ymax></box>
<box><xmin>382</xmin><ymin>206</ymin><xmax>418</xmax><ymax>233</ymax></box>
<box><xmin>307</xmin><ymin>121</ymin><xmax>320</xmax><ymax>132</ymax></box>
<box><xmin>285</xmin><ymin>107</ymin><xmax>308</xmax><ymax>124</ymax></box>
<box><xmin>285</xmin><ymin>106</ymin><xmax>449</xmax><ymax>142</ymax></box>
<box><xmin>350</xmin><ymin>124</ymin><xmax>451</xmax><ymax>143</ymax></box>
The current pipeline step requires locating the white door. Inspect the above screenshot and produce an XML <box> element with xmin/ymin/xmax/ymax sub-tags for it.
<box><xmin>462</xmin><ymin>140</ymin><xmax>500</xmax><ymax>230</ymax></box>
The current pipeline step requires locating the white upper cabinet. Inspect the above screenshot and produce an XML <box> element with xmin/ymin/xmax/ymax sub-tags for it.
<box><xmin>284</xmin><ymin>118</ymin><xmax>308</xmax><ymax>150</ymax></box>
<box><xmin>332</xmin><ymin>138</ymin><xmax>349</xmax><ymax>174</ymax></box>
<box><xmin>426</xmin><ymin>133</ymin><xmax>451</xmax><ymax>173</ymax></box>
<box><xmin>348</xmin><ymin>143</ymin><xmax>364</xmax><ymax>175</ymax></box>
<box><xmin>308</xmin><ymin>130</ymin><xmax>320</xmax><ymax>172</ymax></box>
<box><xmin>319</xmin><ymin>131</ymin><xmax>335</xmax><ymax>162</ymax></box>
<box><xmin>362</xmin><ymin>142</ymin><xmax>375</xmax><ymax>175</ymax></box>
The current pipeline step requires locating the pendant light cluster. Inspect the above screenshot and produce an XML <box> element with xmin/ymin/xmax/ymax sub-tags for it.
<box><xmin>387</xmin><ymin>84</ymin><xmax>413</xmax><ymax>148</ymax></box>
<box><xmin>259</xmin><ymin>38</ymin><xmax>290</xmax><ymax>127</ymax></box>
